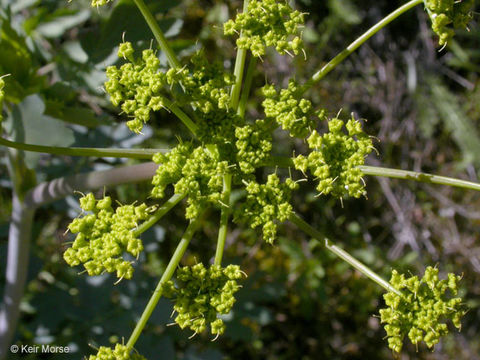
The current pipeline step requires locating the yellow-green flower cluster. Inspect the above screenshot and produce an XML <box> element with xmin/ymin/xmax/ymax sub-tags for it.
<box><xmin>238</xmin><ymin>174</ymin><xmax>298</xmax><ymax>243</ymax></box>
<box><xmin>235</xmin><ymin>120</ymin><xmax>272</xmax><ymax>174</ymax></box>
<box><xmin>64</xmin><ymin>193</ymin><xmax>149</xmax><ymax>280</ymax></box>
<box><xmin>223</xmin><ymin>0</ymin><xmax>304</xmax><ymax>57</ymax></box>
<box><xmin>152</xmin><ymin>144</ymin><xmax>229</xmax><ymax>219</ymax></box>
<box><xmin>262</xmin><ymin>80</ymin><xmax>323</xmax><ymax>138</ymax></box>
<box><xmin>424</xmin><ymin>0</ymin><xmax>475</xmax><ymax>45</ymax></box>
<box><xmin>379</xmin><ymin>267</ymin><xmax>464</xmax><ymax>353</ymax></box>
<box><xmin>294</xmin><ymin>116</ymin><xmax>372</xmax><ymax>198</ymax></box>
<box><xmin>162</xmin><ymin>264</ymin><xmax>244</xmax><ymax>337</ymax></box>
<box><xmin>105</xmin><ymin>42</ymin><xmax>167</xmax><ymax>134</ymax></box>
<box><xmin>88</xmin><ymin>344</ymin><xmax>146</xmax><ymax>360</ymax></box>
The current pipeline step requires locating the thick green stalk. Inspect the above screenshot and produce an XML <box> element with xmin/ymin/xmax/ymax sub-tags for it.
<box><xmin>359</xmin><ymin>165</ymin><xmax>480</xmax><ymax>192</ymax></box>
<box><xmin>126</xmin><ymin>216</ymin><xmax>202</xmax><ymax>350</ymax></box>
<box><xmin>163</xmin><ymin>98</ymin><xmax>198</xmax><ymax>136</ymax></box>
<box><xmin>299</xmin><ymin>0</ymin><xmax>423</xmax><ymax>95</ymax></box>
<box><xmin>289</xmin><ymin>213</ymin><xmax>403</xmax><ymax>296</ymax></box>
<box><xmin>214</xmin><ymin>174</ymin><xmax>232</xmax><ymax>266</ymax></box>
<box><xmin>230</xmin><ymin>0</ymin><xmax>250</xmax><ymax>110</ymax></box>
<box><xmin>133</xmin><ymin>193</ymin><xmax>186</xmax><ymax>237</ymax></box>
<box><xmin>264</xmin><ymin>156</ymin><xmax>480</xmax><ymax>193</ymax></box>
<box><xmin>237</xmin><ymin>56</ymin><xmax>257</xmax><ymax>118</ymax></box>
<box><xmin>0</xmin><ymin>136</ymin><xmax>161</xmax><ymax>159</ymax></box>
<box><xmin>131</xmin><ymin>0</ymin><xmax>180</xmax><ymax>68</ymax></box>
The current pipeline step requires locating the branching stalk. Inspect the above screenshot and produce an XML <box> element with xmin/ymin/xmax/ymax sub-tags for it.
<box><xmin>162</xmin><ymin>98</ymin><xmax>199</xmax><ymax>136</ymax></box>
<box><xmin>131</xmin><ymin>0</ymin><xmax>181</xmax><ymax>68</ymax></box>
<box><xmin>299</xmin><ymin>0</ymin><xmax>423</xmax><ymax>95</ymax></box>
<box><xmin>264</xmin><ymin>156</ymin><xmax>480</xmax><ymax>193</ymax></box>
<box><xmin>230</xmin><ymin>0</ymin><xmax>250</xmax><ymax>110</ymax></box>
<box><xmin>359</xmin><ymin>165</ymin><xmax>480</xmax><ymax>192</ymax></box>
<box><xmin>237</xmin><ymin>56</ymin><xmax>256</xmax><ymax>118</ymax></box>
<box><xmin>0</xmin><ymin>136</ymin><xmax>161</xmax><ymax>159</ymax></box>
<box><xmin>126</xmin><ymin>216</ymin><xmax>203</xmax><ymax>350</ymax></box>
<box><xmin>214</xmin><ymin>174</ymin><xmax>232</xmax><ymax>266</ymax></box>
<box><xmin>289</xmin><ymin>213</ymin><xmax>402</xmax><ymax>296</ymax></box>
<box><xmin>133</xmin><ymin>193</ymin><xmax>186</xmax><ymax>237</ymax></box>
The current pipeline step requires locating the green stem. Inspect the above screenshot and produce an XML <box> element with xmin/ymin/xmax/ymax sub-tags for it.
<box><xmin>0</xmin><ymin>136</ymin><xmax>162</xmax><ymax>159</ymax></box>
<box><xmin>133</xmin><ymin>193</ymin><xmax>186</xmax><ymax>237</ymax></box>
<box><xmin>126</xmin><ymin>216</ymin><xmax>202</xmax><ymax>350</ymax></box>
<box><xmin>214</xmin><ymin>174</ymin><xmax>232</xmax><ymax>266</ymax></box>
<box><xmin>359</xmin><ymin>165</ymin><xmax>480</xmax><ymax>192</ymax></box>
<box><xmin>264</xmin><ymin>156</ymin><xmax>480</xmax><ymax>192</ymax></box>
<box><xmin>163</xmin><ymin>98</ymin><xmax>198</xmax><ymax>136</ymax></box>
<box><xmin>131</xmin><ymin>0</ymin><xmax>180</xmax><ymax>68</ymax></box>
<box><xmin>230</xmin><ymin>0</ymin><xmax>250</xmax><ymax>111</ymax></box>
<box><xmin>299</xmin><ymin>0</ymin><xmax>423</xmax><ymax>95</ymax></box>
<box><xmin>237</xmin><ymin>56</ymin><xmax>257</xmax><ymax>118</ymax></box>
<box><xmin>289</xmin><ymin>213</ymin><xmax>402</xmax><ymax>296</ymax></box>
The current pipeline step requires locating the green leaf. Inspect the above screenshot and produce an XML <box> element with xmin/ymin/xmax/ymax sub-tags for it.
<box><xmin>44</xmin><ymin>101</ymin><xmax>107</xmax><ymax>128</ymax></box>
<box><xmin>0</xmin><ymin>15</ymin><xmax>44</xmax><ymax>102</ymax></box>
<box><xmin>6</xmin><ymin>95</ymin><xmax>75</xmax><ymax>167</ymax></box>
<box><xmin>35</xmin><ymin>9</ymin><xmax>90</xmax><ymax>38</ymax></box>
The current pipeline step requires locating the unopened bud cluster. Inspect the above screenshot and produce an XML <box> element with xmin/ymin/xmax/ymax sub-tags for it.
<box><xmin>64</xmin><ymin>193</ymin><xmax>148</xmax><ymax>280</ymax></box>
<box><xmin>424</xmin><ymin>0</ymin><xmax>475</xmax><ymax>45</ymax></box>
<box><xmin>162</xmin><ymin>264</ymin><xmax>244</xmax><ymax>337</ymax></box>
<box><xmin>224</xmin><ymin>0</ymin><xmax>304</xmax><ymax>57</ymax></box>
<box><xmin>294</xmin><ymin>116</ymin><xmax>373</xmax><ymax>198</ymax></box>
<box><xmin>379</xmin><ymin>267</ymin><xmax>464</xmax><ymax>353</ymax></box>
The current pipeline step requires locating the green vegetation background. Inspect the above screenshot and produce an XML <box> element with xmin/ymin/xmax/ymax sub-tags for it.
<box><xmin>0</xmin><ymin>0</ymin><xmax>479</xmax><ymax>359</ymax></box>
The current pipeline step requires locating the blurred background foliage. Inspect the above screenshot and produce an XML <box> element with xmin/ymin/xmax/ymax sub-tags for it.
<box><xmin>0</xmin><ymin>0</ymin><xmax>479</xmax><ymax>359</ymax></box>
